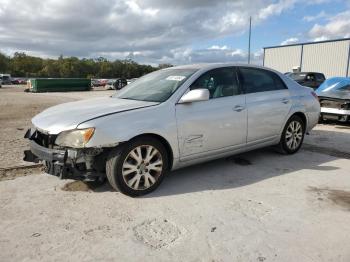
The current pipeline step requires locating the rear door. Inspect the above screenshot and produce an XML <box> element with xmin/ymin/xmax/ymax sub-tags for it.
<box><xmin>238</xmin><ymin>67</ymin><xmax>292</xmax><ymax>143</ymax></box>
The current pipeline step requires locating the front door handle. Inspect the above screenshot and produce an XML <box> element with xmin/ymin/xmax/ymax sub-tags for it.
<box><xmin>281</xmin><ymin>98</ymin><xmax>290</xmax><ymax>104</ymax></box>
<box><xmin>233</xmin><ymin>105</ymin><xmax>245</xmax><ymax>112</ymax></box>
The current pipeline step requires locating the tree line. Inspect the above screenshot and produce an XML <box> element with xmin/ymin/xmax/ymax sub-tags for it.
<box><xmin>0</xmin><ymin>51</ymin><xmax>173</xmax><ymax>79</ymax></box>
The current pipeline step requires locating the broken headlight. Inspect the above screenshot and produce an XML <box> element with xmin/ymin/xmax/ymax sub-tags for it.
<box><xmin>55</xmin><ymin>128</ymin><xmax>95</xmax><ymax>148</ymax></box>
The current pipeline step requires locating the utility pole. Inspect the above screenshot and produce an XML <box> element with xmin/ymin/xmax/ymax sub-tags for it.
<box><xmin>248</xmin><ymin>16</ymin><xmax>252</xmax><ymax>64</ymax></box>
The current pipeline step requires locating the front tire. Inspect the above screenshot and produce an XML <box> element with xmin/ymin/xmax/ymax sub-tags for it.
<box><xmin>277</xmin><ymin>115</ymin><xmax>305</xmax><ymax>154</ymax></box>
<box><xmin>106</xmin><ymin>137</ymin><xmax>168</xmax><ymax>197</ymax></box>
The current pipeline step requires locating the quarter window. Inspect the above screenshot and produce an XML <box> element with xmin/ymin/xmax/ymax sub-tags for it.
<box><xmin>190</xmin><ymin>67</ymin><xmax>240</xmax><ymax>99</ymax></box>
<box><xmin>239</xmin><ymin>68</ymin><xmax>287</xmax><ymax>94</ymax></box>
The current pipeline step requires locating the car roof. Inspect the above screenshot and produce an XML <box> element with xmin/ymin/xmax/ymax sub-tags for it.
<box><xmin>168</xmin><ymin>63</ymin><xmax>276</xmax><ymax>71</ymax></box>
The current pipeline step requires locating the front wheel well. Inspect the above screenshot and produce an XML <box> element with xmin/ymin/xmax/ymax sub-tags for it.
<box><xmin>128</xmin><ymin>133</ymin><xmax>174</xmax><ymax>170</ymax></box>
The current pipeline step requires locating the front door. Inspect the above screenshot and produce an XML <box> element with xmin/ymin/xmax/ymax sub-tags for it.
<box><xmin>175</xmin><ymin>67</ymin><xmax>247</xmax><ymax>160</ymax></box>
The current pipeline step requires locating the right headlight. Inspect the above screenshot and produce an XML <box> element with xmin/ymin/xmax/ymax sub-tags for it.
<box><xmin>55</xmin><ymin>128</ymin><xmax>95</xmax><ymax>148</ymax></box>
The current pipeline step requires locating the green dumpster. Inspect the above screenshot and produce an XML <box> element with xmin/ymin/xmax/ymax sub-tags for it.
<box><xmin>28</xmin><ymin>78</ymin><xmax>91</xmax><ymax>92</ymax></box>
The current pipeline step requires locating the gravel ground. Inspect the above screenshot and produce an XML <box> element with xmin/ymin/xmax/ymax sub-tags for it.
<box><xmin>0</xmin><ymin>85</ymin><xmax>349</xmax><ymax>262</ymax></box>
<box><xmin>0</xmin><ymin>85</ymin><xmax>114</xmax><ymax>168</ymax></box>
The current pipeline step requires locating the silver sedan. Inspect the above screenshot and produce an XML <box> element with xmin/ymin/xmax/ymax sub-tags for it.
<box><xmin>24</xmin><ymin>64</ymin><xmax>320</xmax><ymax>196</ymax></box>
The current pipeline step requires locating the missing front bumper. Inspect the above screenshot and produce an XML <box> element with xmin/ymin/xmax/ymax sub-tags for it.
<box><xmin>320</xmin><ymin>108</ymin><xmax>350</xmax><ymax>122</ymax></box>
<box><xmin>319</xmin><ymin>97</ymin><xmax>350</xmax><ymax>122</ymax></box>
<box><xmin>321</xmin><ymin>107</ymin><xmax>350</xmax><ymax>116</ymax></box>
<box><xmin>23</xmin><ymin>129</ymin><xmax>106</xmax><ymax>181</ymax></box>
<box><xmin>23</xmin><ymin>140</ymin><xmax>68</xmax><ymax>178</ymax></box>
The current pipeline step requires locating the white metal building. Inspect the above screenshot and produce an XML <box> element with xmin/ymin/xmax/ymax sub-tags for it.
<box><xmin>263</xmin><ymin>38</ymin><xmax>350</xmax><ymax>78</ymax></box>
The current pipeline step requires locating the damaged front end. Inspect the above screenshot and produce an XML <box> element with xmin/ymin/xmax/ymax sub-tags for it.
<box><xmin>319</xmin><ymin>97</ymin><xmax>350</xmax><ymax>122</ymax></box>
<box><xmin>316</xmin><ymin>77</ymin><xmax>350</xmax><ymax>122</ymax></box>
<box><xmin>23</xmin><ymin>128</ymin><xmax>108</xmax><ymax>181</ymax></box>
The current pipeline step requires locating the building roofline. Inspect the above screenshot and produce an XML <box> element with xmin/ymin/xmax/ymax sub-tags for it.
<box><xmin>264</xmin><ymin>38</ymin><xmax>350</xmax><ymax>50</ymax></box>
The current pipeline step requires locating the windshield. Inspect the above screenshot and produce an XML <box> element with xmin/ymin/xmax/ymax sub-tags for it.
<box><xmin>116</xmin><ymin>69</ymin><xmax>197</xmax><ymax>102</ymax></box>
<box><xmin>289</xmin><ymin>73</ymin><xmax>306</xmax><ymax>81</ymax></box>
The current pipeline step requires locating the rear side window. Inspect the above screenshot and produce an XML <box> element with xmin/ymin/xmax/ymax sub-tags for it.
<box><xmin>306</xmin><ymin>74</ymin><xmax>316</xmax><ymax>81</ymax></box>
<box><xmin>239</xmin><ymin>68</ymin><xmax>287</xmax><ymax>94</ymax></box>
<box><xmin>316</xmin><ymin>74</ymin><xmax>325</xmax><ymax>81</ymax></box>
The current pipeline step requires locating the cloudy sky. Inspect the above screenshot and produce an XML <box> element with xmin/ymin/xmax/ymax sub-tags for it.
<box><xmin>0</xmin><ymin>0</ymin><xmax>349</xmax><ymax>65</ymax></box>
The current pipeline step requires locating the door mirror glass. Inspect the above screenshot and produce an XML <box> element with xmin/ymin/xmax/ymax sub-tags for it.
<box><xmin>178</xmin><ymin>89</ymin><xmax>210</xmax><ymax>104</ymax></box>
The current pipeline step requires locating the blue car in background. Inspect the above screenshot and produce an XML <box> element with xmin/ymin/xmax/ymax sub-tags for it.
<box><xmin>316</xmin><ymin>77</ymin><xmax>350</xmax><ymax>122</ymax></box>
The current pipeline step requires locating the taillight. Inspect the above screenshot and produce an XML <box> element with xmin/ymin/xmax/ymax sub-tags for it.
<box><xmin>311</xmin><ymin>91</ymin><xmax>319</xmax><ymax>101</ymax></box>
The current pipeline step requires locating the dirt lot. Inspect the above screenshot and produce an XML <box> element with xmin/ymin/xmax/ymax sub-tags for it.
<box><xmin>0</xmin><ymin>85</ymin><xmax>350</xmax><ymax>262</ymax></box>
<box><xmin>0</xmin><ymin>85</ymin><xmax>114</xmax><ymax>168</ymax></box>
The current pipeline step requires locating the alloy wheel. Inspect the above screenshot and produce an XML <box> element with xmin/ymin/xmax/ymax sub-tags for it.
<box><xmin>122</xmin><ymin>145</ymin><xmax>163</xmax><ymax>190</ymax></box>
<box><xmin>285</xmin><ymin>121</ymin><xmax>303</xmax><ymax>150</ymax></box>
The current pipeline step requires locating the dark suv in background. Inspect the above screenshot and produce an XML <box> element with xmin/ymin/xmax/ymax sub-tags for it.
<box><xmin>287</xmin><ymin>72</ymin><xmax>326</xmax><ymax>89</ymax></box>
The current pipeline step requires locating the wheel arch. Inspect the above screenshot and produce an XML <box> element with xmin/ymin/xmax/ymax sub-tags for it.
<box><xmin>290</xmin><ymin>112</ymin><xmax>307</xmax><ymax>132</ymax></box>
<box><xmin>128</xmin><ymin>133</ymin><xmax>174</xmax><ymax>170</ymax></box>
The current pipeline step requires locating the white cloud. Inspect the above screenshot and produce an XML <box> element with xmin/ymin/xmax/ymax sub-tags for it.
<box><xmin>308</xmin><ymin>11</ymin><xmax>350</xmax><ymax>40</ymax></box>
<box><xmin>208</xmin><ymin>45</ymin><xmax>229</xmax><ymax>50</ymax></box>
<box><xmin>168</xmin><ymin>46</ymin><xmax>264</xmax><ymax>65</ymax></box>
<box><xmin>313</xmin><ymin>36</ymin><xmax>329</xmax><ymax>42</ymax></box>
<box><xmin>281</xmin><ymin>37</ymin><xmax>299</xmax><ymax>45</ymax></box>
<box><xmin>0</xmin><ymin>0</ymin><xmax>319</xmax><ymax>64</ymax></box>
<box><xmin>258</xmin><ymin>0</ymin><xmax>297</xmax><ymax>20</ymax></box>
<box><xmin>125</xmin><ymin>1</ymin><xmax>159</xmax><ymax>17</ymax></box>
<box><xmin>303</xmin><ymin>11</ymin><xmax>328</xmax><ymax>22</ymax></box>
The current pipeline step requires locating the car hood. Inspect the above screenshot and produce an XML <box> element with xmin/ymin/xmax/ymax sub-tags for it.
<box><xmin>316</xmin><ymin>78</ymin><xmax>350</xmax><ymax>100</ymax></box>
<box><xmin>32</xmin><ymin>97</ymin><xmax>159</xmax><ymax>134</ymax></box>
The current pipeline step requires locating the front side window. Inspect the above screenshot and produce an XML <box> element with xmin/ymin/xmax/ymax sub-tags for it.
<box><xmin>239</xmin><ymin>68</ymin><xmax>286</xmax><ymax>94</ymax></box>
<box><xmin>190</xmin><ymin>67</ymin><xmax>240</xmax><ymax>99</ymax></box>
<box><xmin>116</xmin><ymin>69</ymin><xmax>197</xmax><ymax>102</ymax></box>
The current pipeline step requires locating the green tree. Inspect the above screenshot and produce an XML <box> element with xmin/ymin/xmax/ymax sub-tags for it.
<box><xmin>0</xmin><ymin>51</ymin><xmax>10</xmax><ymax>73</ymax></box>
<box><xmin>1</xmin><ymin>52</ymin><xmax>158</xmax><ymax>78</ymax></box>
<box><xmin>40</xmin><ymin>59</ymin><xmax>60</xmax><ymax>77</ymax></box>
<box><xmin>158</xmin><ymin>63</ymin><xmax>173</xmax><ymax>69</ymax></box>
<box><xmin>10</xmin><ymin>52</ymin><xmax>43</xmax><ymax>77</ymax></box>
<box><xmin>98</xmin><ymin>61</ymin><xmax>114</xmax><ymax>78</ymax></box>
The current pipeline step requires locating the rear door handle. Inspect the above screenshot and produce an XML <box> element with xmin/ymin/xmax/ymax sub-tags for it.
<box><xmin>281</xmin><ymin>98</ymin><xmax>290</xmax><ymax>104</ymax></box>
<box><xmin>233</xmin><ymin>105</ymin><xmax>245</xmax><ymax>112</ymax></box>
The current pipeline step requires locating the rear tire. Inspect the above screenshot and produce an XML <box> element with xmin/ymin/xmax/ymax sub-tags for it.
<box><xmin>106</xmin><ymin>137</ymin><xmax>168</xmax><ymax>197</ymax></box>
<box><xmin>277</xmin><ymin>115</ymin><xmax>305</xmax><ymax>154</ymax></box>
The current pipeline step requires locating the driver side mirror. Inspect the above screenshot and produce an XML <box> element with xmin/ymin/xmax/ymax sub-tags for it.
<box><xmin>178</xmin><ymin>89</ymin><xmax>210</xmax><ymax>104</ymax></box>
